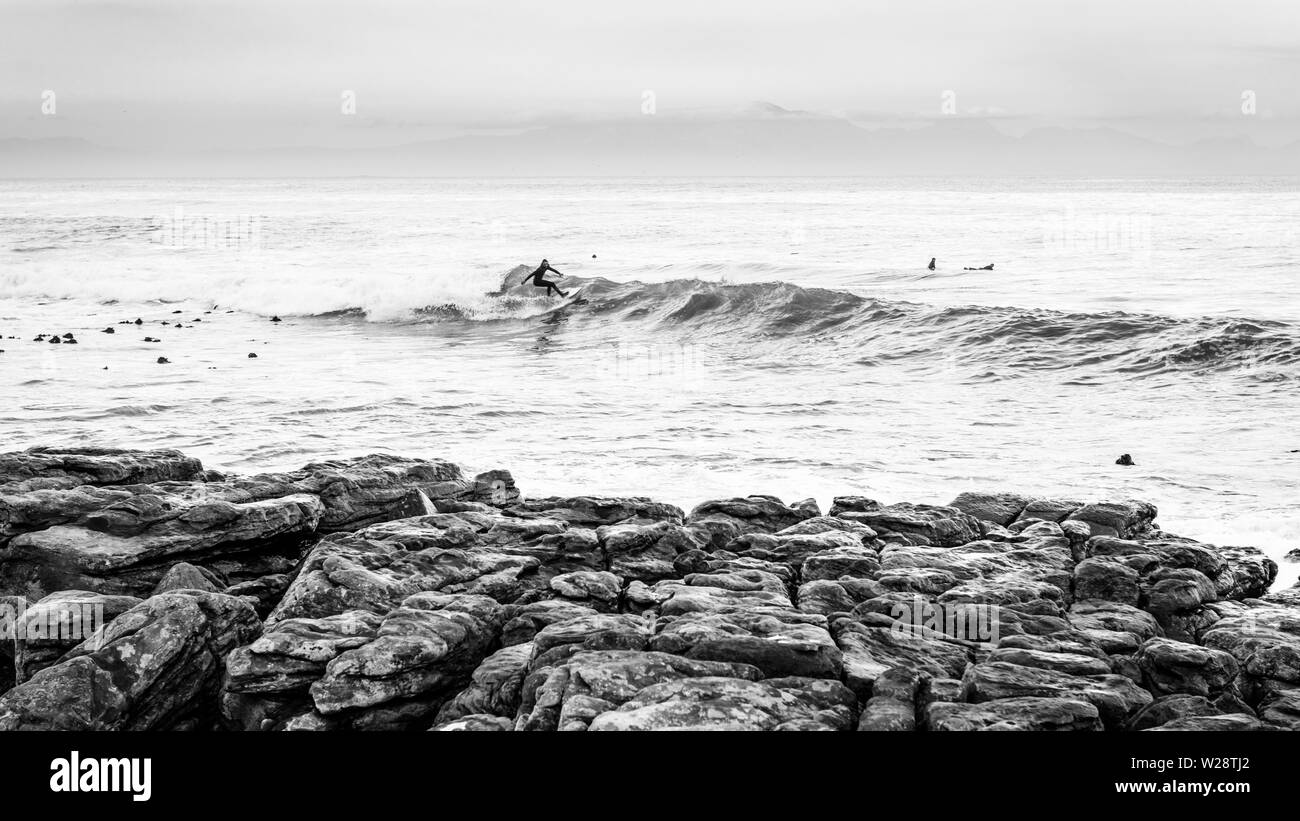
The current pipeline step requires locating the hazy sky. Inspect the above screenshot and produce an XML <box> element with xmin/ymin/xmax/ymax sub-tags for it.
<box><xmin>2</xmin><ymin>0</ymin><xmax>1299</xmax><ymax>147</ymax></box>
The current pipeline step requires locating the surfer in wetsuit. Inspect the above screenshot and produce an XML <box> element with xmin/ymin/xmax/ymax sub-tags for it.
<box><xmin>524</xmin><ymin>259</ymin><xmax>568</xmax><ymax>298</ymax></box>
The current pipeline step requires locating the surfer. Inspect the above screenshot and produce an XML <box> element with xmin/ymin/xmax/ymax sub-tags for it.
<box><xmin>928</xmin><ymin>257</ymin><xmax>936</xmax><ymax>271</ymax></box>
<box><xmin>524</xmin><ymin>259</ymin><xmax>568</xmax><ymax>298</ymax></box>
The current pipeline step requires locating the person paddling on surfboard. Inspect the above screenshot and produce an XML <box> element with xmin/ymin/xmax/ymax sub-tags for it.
<box><xmin>524</xmin><ymin>259</ymin><xmax>569</xmax><ymax>298</ymax></box>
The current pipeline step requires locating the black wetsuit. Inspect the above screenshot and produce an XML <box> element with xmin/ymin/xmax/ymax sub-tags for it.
<box><xmin>525</xmin><ymin>262</ymin><xmax>566</xmax><ymax>297</ymax></box>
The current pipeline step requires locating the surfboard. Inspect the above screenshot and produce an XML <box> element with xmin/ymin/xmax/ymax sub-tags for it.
<box><xmin>554</xmin><ymin>287</ymin><xmax>587</xmax><ymax>308</ymax></box>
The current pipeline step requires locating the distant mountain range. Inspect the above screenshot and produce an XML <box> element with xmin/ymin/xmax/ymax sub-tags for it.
<box><xmin>4</xmin><ymin>107</ymin><xmax>1298</xmax><ymax>177</ymax></box>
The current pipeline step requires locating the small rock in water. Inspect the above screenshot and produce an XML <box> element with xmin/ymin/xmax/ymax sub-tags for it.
<box><xmin>102</xmin><ymin>327</ymin><xmax>115</xmax><ymax>334</ymax></box>
<box><xmin>1115</xmin><ymin>453</ymin><xmax>1135</xmax><ymax>466</ymax></box>
<box><xmin>62</xmin><ymin>332</ymin><xmax>75</xmax><ymax>339</ymax></box>
<box><xmin>194</xmin><ymin>318</ymin><xmax>202</xmax><ymax>322</ymax></box>
<box><xmin>172</xmin><ymin>310</ymin><xmax>182</xmax><ymax>314</ymax></box>
<box><xmin>134</xmin><ymin>318</ymin><xmax>143</xmax><ymax>325</ymax></box>
<box><xmin>143</xmin><ymin>336</ymin><xmax>159</xmax><ymax>342</ymax></box>
<box><xmin>32</xmin><ymin>334</ymin><xmax>45</xmax><ymax>341</ymax></box>
<box><xmin>247</xmin><ymin>353</ymin><xmax>258</xmax><ymax>358</ymax></box>
<box><xmin>48</xmin><ymin>336</ymin><xmax>61</xmax><ymax>344</ymax></box>
<box><xmin>174</xmin><ymin>323</ymin><xmax>183</xmax><ymax>328</ymax></box>
<box><xmin>1284</xmin><ymin>547</ymin><xmax>1300</xmax><ymax>562</ymax></box>
<box><xmin>270</xmin><ymin>315</ymin><xmax>282</xmax><ymax>323</ymax></box>
<box><xmin>65</xmin><ymin>337</ymin><xmax>78</xmax><ymax>344</ymax></box>
<box><xmin>156</xmin><ymin>356</ymin><xmax>170</xmax><ymax>364</ymax></box>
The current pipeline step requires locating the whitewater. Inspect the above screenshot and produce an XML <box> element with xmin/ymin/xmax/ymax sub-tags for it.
<box><xmin>1</xmin><ymin>177</ymin><xmax>1297</xmax><ymax>583</ymax></box>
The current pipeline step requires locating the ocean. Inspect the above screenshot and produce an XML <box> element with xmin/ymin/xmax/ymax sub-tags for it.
<box><xmin>1</xmin><ymin>177</ymin><xmax>1297</xmax><ymax>584</ymax></box>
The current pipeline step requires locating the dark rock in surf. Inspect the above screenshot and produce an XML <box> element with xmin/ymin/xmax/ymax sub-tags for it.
<box><xmin>1115</xmin><ymin>453</ymin><xmax>1135</xmax><ymax>466</ymax></box>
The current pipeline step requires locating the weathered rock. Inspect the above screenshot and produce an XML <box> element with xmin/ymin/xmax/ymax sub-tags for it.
<box><xmin>1202</xmin><ymin>604</ymin><xmax>1300</xmax><ymax>695</ymax></box>
<box><xmin>651</xmin><ymin>610</ymin><xmax>841</xmax><ymax>679</ymax></box>
<box><xmin>727</xmin><ymin>530</ymin><xmax>866</xmax><ymax>570</ymax></box>
<box><xmin>266</xmin><ymin>512</ymin><xmax>578</xmax><ymax>623</ymax></box>
<box><xmin>1069</xmin><ymin>599</ymin><xmax>1163</xmax><ymax>654</ymax></box>
<box><xmin>948</xmin><ymin>492</ymin><xmax>1032</xmax><ymax>526</ymax></box>
<box><xmin>435</xmin><ymin>642</ymin><xmax>533</xmax><ymax>723</ymax></box>
<box><xmin>588</xmin><ymin>675</ymin><xmax>856</xmax><ymax>731</ymax></box>
<box><xmin>220</xmin><ymin>608</ymin><xmax>383</xmax><ymax>730</ymax></box>
<box><xmin>223</xmin><ymin>574</ymin><xmax>291</xmax><ymax>619</ymax></box>
<box><xmin>829</xmin><ymin>502</ymin><xmax>980</xmax><ymax>547</ymax></box>
<box><xmin>926</xmin><ymin>697</ymin><xmax>1102</xmax><ymax>731</ymax></box>
<box><xmin>1013</xmin><ymin>498</ymin><xmax>1083</xmax><ymax>524</ymax></box>
<box><xmin>1145</xmin><ymin>714</ymin><xmax>1264</xmax><ymax>731</ymax></box>
<box><xmin>1073</xmin><ymin>557</ymin><xmax>1140</xmax><ymax>605</ymax></box>
<box><xmin>831</xmin><ymin>617</ymin><xmax>971</xmax><ymax>697</ymax></box>
<box><xmin>775</xmin><ymin>516</ymin><xmax>877</xmax><ymax>542</ymax></box>
<box><xmin>1066</xmin><ymin>500</ymin><xmax>1157</xmax><ymax>539</ymax></box>
<box><xmin>531</xmin><ymin>613</ymin><xmax>652</xmax><ymax>666</ymax></box>
<box><xmin>1216</xmin><ymin>545</ymin><xmax>1278</xmax><ymax>600</ymax></box>
<box><xmin>509</xmin><ymin>496</ymin><xmax>683</xmax><ymax>527</ymax></box>
<box><xmin>549</xmin><ymin>571</ymin><xmax>622</xmax><ymax>611</ymax></box>
<box><xmin>10</xmin><ymin>589</ymin><xmax>142</xmax><ymax>683</ymax></box>
<box><xmin>500</xmin><ymin>600</ymin><xmax>600</xmax><ymax>646</ymax></box>
<box><xmin>1126</xmin><ymin>694</ymin><xmax>1228</xmax><ymax>731</ymax></box>
<box><xmin>0</xmin><ymin>446</ymin><xmax>203</xmax><ymax>494</ymax></box>
<box><xmin>1257</xmin><ymin>689</ymin><xmax>1300</xmax><ymax>729</ymax></box>
<box><xmin>796</xmin><ymin>578</ymin><xmax>886</xmax><ymax>616</ymax></box>
<box><xmin>515</xmin><ymin>649</ymin><xmax>763</xmax><ymax>731</ymax></box>
<box><xmin>686</xmin><ymin>495</ymin><xmax>816</xmax><ymax>547</ymax></box>
<box><xmin>0</xmin><ymin>590</ymin><xmax>259</xmax><ymax>730</ymax></box>
<box><xmin>986</xmin><ymin>647</ymin><xmax>1112</xmax><ymax>677</ymax></box>
<box><xmin>308</xmin><ymin>593</ymin><xmax>504</xmax><ymax>726</ymax></box>
<box><xmin>962</xmin><ymin>661</ymin><xmax>1153</xmax><ymax>728</ymax></box>
<box><xmin>152</xmin><ymin>561</ymin><xmax>225</xmax><ymax>594</ymax></box>
<box><xmin>1134</xmin><ymin>637</ymin><xmax>1239</xmax><ymax>697</ymax></box>
<box><xmin>598</xmin><ymin>521</ymin><xmax>704</xmax><ymax>581</ymax></box>
<box><xmin>799</xmin><ymin>545</ymin><xmax>882</xmax><ymax>582</ymax></box>
<box><xmin>1</xmin><ymin>451</ymin><xmax>522</xmax><ymax>598</ymax></box>
<box><xmin>1</xmin><ymin>491</ymin><xmax>323</xmax><ymax>597</ymax></box>
<box><xmin>858</xmin><ymin>667</ymin><xmax>921</xmax><ymax>731</ymax></box>
<box><xmin>431</xmin><ymin>713</ymin><xmax>514</xmax><ymax>731</ymax></box>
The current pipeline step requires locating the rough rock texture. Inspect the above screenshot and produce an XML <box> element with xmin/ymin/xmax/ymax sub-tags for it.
<box><xmin>0</xmin><ymin>590</ymin><xmax>260</xmax><ymax>730</ymax></box>
<box><xmin>0</xmin><ymin>447</ymin><xmax>204</xmax><ymax>494</ymax></box>
<box><xmin>10</xmin><ymin>589</ymin><xmax>143</xmax><ymax>683</ymax></box>
<box><xmin>0</xmin><ymin>448</ymin><xmax>520</xmax><ymax>598</ymax></box>
<box><xmin>4</xmin><ymin>445</ymin><xmax>1297</xmax><ymax>731</ymax></box>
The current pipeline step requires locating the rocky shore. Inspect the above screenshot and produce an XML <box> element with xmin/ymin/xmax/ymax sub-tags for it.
<box><xmin>1</xmin><ymin>446</ymin><xmax>1297</xmax><ymax>731</ymax></box>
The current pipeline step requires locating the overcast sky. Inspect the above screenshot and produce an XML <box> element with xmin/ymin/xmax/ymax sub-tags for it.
<box><xmin>2</xmin><ymin>0</ymin><xmax>1298</xmax><ymax>148</ymax></box>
